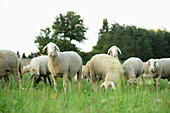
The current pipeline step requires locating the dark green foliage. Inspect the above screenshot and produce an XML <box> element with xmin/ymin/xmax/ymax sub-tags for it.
<box><xmin>22</xmin><ymin>53</ymin><xmax>27</xmax><ymax>58</ymax></box>
<box><xmin>17</xmin><ymin>51</ymin><xmax>20</xmax><ymax>58</ymax></box>
<box><xmin>93</xmin><ymin>21</ymin><xmax>170</xmax><ymax>62</ymax></box>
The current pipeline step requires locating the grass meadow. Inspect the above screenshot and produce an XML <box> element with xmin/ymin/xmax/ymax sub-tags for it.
<box><xmin>0</xmin><ymin>73</ymin><xmax>169</xmax><ymax>113</ymax></box>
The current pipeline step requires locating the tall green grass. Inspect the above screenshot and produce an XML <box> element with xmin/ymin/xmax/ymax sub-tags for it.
<box><xmin>0</xmin><ymin>74</ymin><xmax>169</xmax><ymax>113</ymax></box>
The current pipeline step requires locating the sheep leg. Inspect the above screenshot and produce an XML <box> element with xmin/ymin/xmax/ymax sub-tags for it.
<box><xmin>13</xmin><ymin>72</ymin><xmax>21</xmax><ymax>88</ymax></box>
<box><xmin>47</xmin><ymin>75</ymin><xmax>51</xmax><ymax>85</ymax></box>
<box><xmin>68</xmin><ymin>77</ymin><xmax>72</xmax><ymax>91</ymax></box>
<box><xmin>34</xmin><ymin>76</ymin><xmax>42</xmax><ymax>84</ymax></box>
<box><xmin>42</xmin><ymin>76</ymin><xmax>47</xmax><ymax>85</ymax></box>
<box><xmin>91</xmin><ymin>71</ymin><xmax>98</xmax><ymax>91</ymax></box>
<box><xmin>63</xmin><ymin>75</ymin><xmax>67</xmax><ymax>93</ymax></box>
<box><xmin>141</xmin><ymin>75</ymin><xmax>145</xmax><ymax>87</ymax></box>
<box><xmin>51</xmin><ymin>75</ymin><xmax>57</xmax><ymax>90</ymax></box>
<box><xmin>77</xmin><ymin>70</ymin><xmax>81</xmax><ymax>92</ymax></box>
<box><xmin>4</xmin><ymin>75</ymin><xmax>9</xmax><ymax>88</ymax></box>
<box><xmin>30</xmin><ymin>75</ymin><xmax>34</xmax><ymax>80</ymax></box>
<box><xmin>153</xmin><ymin>78</ymin><xmax>156</xmax><ymax>87</ymax></box>
<box><xmin>157</xmin><ymin>75</ymin><xmax>161</xmax><ymax>89</ymax></box>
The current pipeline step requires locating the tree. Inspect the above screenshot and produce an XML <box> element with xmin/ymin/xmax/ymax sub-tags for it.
<box><xmin>99</xmin><ymin>18</ymin><xmax>109</xmax><ymax>36</ymax></box>
<box><xmin>35</xmin><ymin>27</ymin><xmax>53</xmax><ymax>53</ymax></box>
<box><xmin>35</xmin><ymin>11</ymin><xmax>87</xmax><ymax>53</ymax></box>
<box><xmin>17</xmin><ymin>51</ymin><xmax>20</xmax><ymax>58</ymax></box>
<box><xmin>22</xmin><ymin>53</ymin><xmax>27</xmax><ymax>58</ymax></box>
<box><xmin>52</xmin><ymin>11</ymin><xmax>87</xmax><ymax>42</ymax></box>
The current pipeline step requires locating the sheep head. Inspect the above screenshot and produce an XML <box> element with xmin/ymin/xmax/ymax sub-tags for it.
<box><xmin>146</xmin><ymin>59</ymin><xmax>159</xmax><ymax>73</ymax></box>
<box><xmin>127</xmin><ymin>78</ymin><xmax>138</xmax><ymax>86</ymax></box>
<box><xmin>43</xmin><ymin>42</ymin><xmax>60</xmax><ymax>57</ymax></box>
<box><xmin>100</xmin><ymin>81</ymin><xmax>116</xmax><ymax>90</ymax></box>
<box><xmin>107</xmin><ymin>45</ymin><xmax>122</xmax><ymax>58</ymax></box>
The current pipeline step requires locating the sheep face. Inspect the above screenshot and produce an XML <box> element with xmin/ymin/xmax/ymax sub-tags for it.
<box><xmin>43</xmin><ymin>42</ymin><xmax>60</xmax><ymax>57</ymax></box>
<box><xmin>127</xmin><ymin>78</ymin><xmax>138</xmax><ymax>85</ymax></box>
<box><xmin>107</xmin><ymin>46</ymin><xmax>122</xmax><ymax>58</ymax></box>
<box><xmin>147</xmin><ymin>59</ymin><xmax>159</xmax><ymax>73</ymax></box>
<box><xmin>101</xmin><ymin>81</ymin><xmax>116</xmax><ymax>90</ymax></box>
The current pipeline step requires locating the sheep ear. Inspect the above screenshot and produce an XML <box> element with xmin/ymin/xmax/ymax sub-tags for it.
<box><xmin>107</xmin><ymin>48</ymin><xmax>111</xmax><ymax>55</ymax></box>
<box><xmin>156</xmin><ymin>61</ymin><xmax>159</xmax><ymax>68</ymax></box>
<box><xmin>42</xmin><ymin>45</ymin><xmax>48</xmax><ymax>53</ymax></box>
<box><xmin>110</xmin><ymin>81</ymin><xmax>116</xmax><ymax>90</ymax></box>
<box><xmin>55</xmin><ymin>46</ymin><xmax>60</xmax><ymax>52</ymax></box>
<box><xmin>146</xmin><ymin>60</ymin><xmax>150</xmax><ymax>66</ymax></box>
<box><xmin>100</xmin><ymin>81</ymin><xmax>106</xmax><ymax>89</ymax></box>
<box><xmin>117</xmin><ymin>47</ymin><xmax>122</xmax><ymax>54</ymax></box>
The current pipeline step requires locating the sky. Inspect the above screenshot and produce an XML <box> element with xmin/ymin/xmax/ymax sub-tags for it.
<box><xmin>0</xmin><ymin>0</ymin><xmax>170</xmax><ymax>56</ymax></box>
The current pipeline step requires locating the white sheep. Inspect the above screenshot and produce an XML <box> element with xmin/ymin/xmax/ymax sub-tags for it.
<box><xmin>89</xmin><ymin>54</ymin><xmax>123</xmax><ymax>91</ymax></box>
<box><xmin>146</xmin><ymin>58</ymin><xmax>170</xmax><ymax>88</ymax></box>
<box><xmin>107</xmin><ymin>45</ymin><xmax>122</xmax><ymax>59</ymax></box>
<box><xmin>138</xmin><ymin>62</ymin><xmax>153</xmax><ymax>85</ymax></box>
<box><xmin>23</xmin><ymin>64</ymin><xmax>31</xmax><ymax>74</ymax></box>
<box><xmin>43</xmin><ymin>42</ymin><xmax>82</xmax><ymax>93</ymax></box>
<box><xmin>82</xmin><ymin>61</ymin><xmax>91</xmax><ymax>83</ymax></box>
<box><xmin>30</xmin><ymin>55</ymin><xmax>51</xmax><ymax>85</ymax></box>
<box><xmin>0</xmin><ymin>50</ymin><xmax>21</xmax><ymax>88</ymax></box>
<box><xmin>122</xmin><ymin>57</ymin><xmax>144</xmax><ymax>86</ymax></box>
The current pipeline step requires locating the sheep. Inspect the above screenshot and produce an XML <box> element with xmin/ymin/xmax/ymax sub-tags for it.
<box><xmin>43</xmin><ymin>42</ymin><xmax>82</xmax><ymax>93</ymax></box>
<box><xmin>122</xmin><ymin>57</ymin><xmax>144</xmax><ymax>86</ymax></box>
<box><xmin>82</xmin><ymin>61</ymin><xmax>91</xmax><ymax>82</ymax></box>
<box><xmin>135</xmin><ymin>62</ymin><xmax>153</xmax><ymax>85</ymax></box>
<box><xmin>30</xmin><ymin>55</ymin><xmax>51</xmax><ymax>85</ymax></box>
<box><xmin>146</xmin><ymin>58</ymin><xmax>170</xmax><ymax>88</ymax></box>
<box><xmin>23</xmin><ymin>64</ymin><xmax>31</xmax><ymax>74</ymax></box>
<box><xmin>89</xmin><ymin>54</ymin><xmax>123</xmax><ymax>91</ymax></box>
<box><xmin>107</xmin><ymin>45</ymin><xmax>122</xmax><ymax>59</ymax></box>
<box><xmin>0</xmin><ymin>50</ymin><xmax>21</xmax><ymax>88</ymax></box>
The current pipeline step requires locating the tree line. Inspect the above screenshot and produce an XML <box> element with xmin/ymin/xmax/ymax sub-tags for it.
<box><xmin>34</xmin><ymin>11</ymin><xmax>170</xmax><ymax>64</ymax></box>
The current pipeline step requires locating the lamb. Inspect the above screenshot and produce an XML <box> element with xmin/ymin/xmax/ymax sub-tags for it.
<box><xmin>30</xmin><ymin>55</ymin><xmax>51</xmax><ymax>85</ymax></box>
<box><xmin>43</xmin><ymin>42</ymin><xmax>82</xmax><ymax>93</ymax></box>
<box><xmin>89</xmin><ymin>54</ymin><xmax>123</xmax><ymax>91</ymax></box>
<box><xmin>107</xmin><ymin>45</ymin><xmax>122</xmax><ymax>59</ymax></box>
<box><xmin>0</xmin><ymin>50</ymin><xmax>21</xmax><ymax>88</ymax></box>
<box><xmin>146</xmin><ymin>58</ymin><xmax>170</xmax><ymax>88</ymax></box>
<box><xmin>122</xmin><ymin>57</ymin><xmax>144</xmax><ymax>86</ymax></box>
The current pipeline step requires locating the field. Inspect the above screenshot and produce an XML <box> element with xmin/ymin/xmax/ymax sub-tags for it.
<box><xmin>0</xmin><ymin>74</ymin><xmax>169</xmax><ymax>113</ymax></box>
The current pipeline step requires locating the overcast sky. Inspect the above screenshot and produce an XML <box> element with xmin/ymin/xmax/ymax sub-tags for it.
<box><xmin>0</xmin><ymin>0</ymin><xmax>170</xmax><ymax>56</ymax></box>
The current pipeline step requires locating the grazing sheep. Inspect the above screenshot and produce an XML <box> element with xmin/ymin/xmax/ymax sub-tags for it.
<box><xmin>107</xmin><ymin>45</ymin><xmax>122</xmax><ymax>59</ymax></box>
<box><xmin>89</xmin><ymin>54</ymin><xmax>123</xmax><ymax>91</ymax></box>
<box><xmin>0</xmin><ymin>50</ymin><xmax>21</xmax><ymax>88</ymax></box>
<box><xmin>18</xmin><ymin>59</ymin><xmax>24</xmax><ymax>78</ymax></box>
<box><xmin>23</xmin><ymin>64</ymin><xmax>31</xmax><ymax>74</ymax></box>
<box><xmin>123</xmin><ymin>57</ymin><xmax>144</xmax><ymax>86</ymax></box>
<box><xmin>146</xmin><ymin>58</ymin><xmax>170</xmax><ymax>88</ymax></box>
<box><xmin>30</xmin><ymin>55</ymin><xmax>51</xmax><ymax>85</ymax></box>
<box><xmin>43</xmin><ymin>42</ymin><xmax>82</xmax><ymax>93</ymax></box>
<box><xmin>82</xmin><ymin>61</ymin><xmax>91</xmax><ymax>82</ymax></box>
